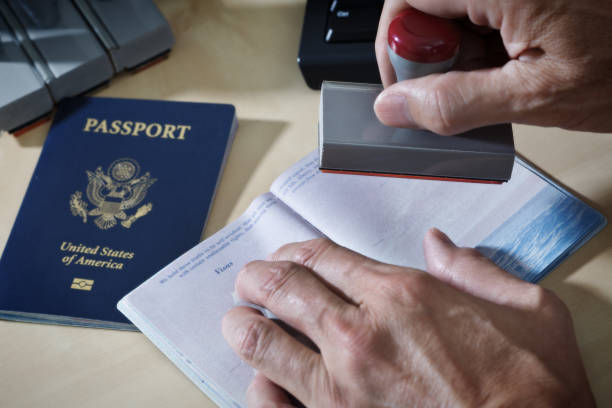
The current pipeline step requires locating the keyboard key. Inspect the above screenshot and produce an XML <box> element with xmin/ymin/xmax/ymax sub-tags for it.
<box><xmin>329</xmin><ymin>0</ymin><xmax>381</xmax><ymax>13</ymax></box>
<box><xmin>325</xmin><ymin>0</ymin><xmax>383</xmax><ymax>43</ymax></box>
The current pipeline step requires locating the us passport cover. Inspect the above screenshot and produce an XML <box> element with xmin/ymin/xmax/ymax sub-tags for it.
<box><xmin>0</xmin><ymin>97</ymin><xmax>237</xmax><ymax>329</ymax></box>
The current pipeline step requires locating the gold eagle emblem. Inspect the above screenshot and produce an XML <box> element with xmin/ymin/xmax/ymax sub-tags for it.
<box><xmin>69</xmin><ymin>158</ymin><xmax>156</xmax><ymax>230</ymax></box>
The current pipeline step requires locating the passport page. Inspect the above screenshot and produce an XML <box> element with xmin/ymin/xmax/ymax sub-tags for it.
<box><xmin>119</xmin><ymin>151</ymin><xmax>605</xmax><ymax>407</ymax></box>
<box><xmin>271</xmin><ymin>152</ymin><xmax>605</xmax><ymax>282</ymax></box>
<box><xmin>118</xmin><ymin>193</ymin><xmax>322</xmax><ymax>408</ymax></box>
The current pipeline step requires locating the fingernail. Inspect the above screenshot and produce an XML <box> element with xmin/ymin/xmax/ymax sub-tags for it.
<box><xmin>430</xmin><ymin>228</ymin><xmax>455</xmax><ymax>246</ymax></box>
<box><xmin>424</xmin><ymin>229</ymin><xmax>455</xmax><ymax>273</ymax></box>
<box><xmin>374</xmin><ymin>92</ymin><xmax>416</xmax><ymax>127</ymax></box>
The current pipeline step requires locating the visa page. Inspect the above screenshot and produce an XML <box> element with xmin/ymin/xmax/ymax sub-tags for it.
<box><xmin>119</xmin><ymin>152</ymin><xmax>604</xmax><ymax>407</ymax></box>
<box><xmin>119</xmin><ymin>193</ymin><xmax>322</xmax><ymax>408</ymax></box>
<box><xmin>271</xmin><ymin>153</ymin><xmax>604</xmax><ymax>282</ymax></box>
<box><xmin>271</xmin><ymin>153</ymin><xmax>541</xmax><ymax>271</ymax></box>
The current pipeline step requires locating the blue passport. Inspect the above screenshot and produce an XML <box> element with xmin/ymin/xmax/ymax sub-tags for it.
<box><xmin>0</xmin><ymin>97</ymin><xmax>237</xmax><ymax>329</ymax></box>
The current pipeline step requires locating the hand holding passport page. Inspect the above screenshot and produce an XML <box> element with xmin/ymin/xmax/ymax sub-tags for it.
<box><xmin>0</xmin><ymin>2</ymin><xmax>609</xmax><ymax>407</ymax></box>
<box><xmin>0</xmin><ymin>91</ymin><xmax>606</xmax><ymax>407</ymax></box>
<box><xmin>119</xmin><ymin>152</ymin><xmax>604</xmax><ymax>407</ymax></box>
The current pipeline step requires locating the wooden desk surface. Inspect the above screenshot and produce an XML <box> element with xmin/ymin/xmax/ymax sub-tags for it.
<box><xmin>1</xmin><ymin>1</ymin><xmax>611</xmax><ymax>406</ymax></box>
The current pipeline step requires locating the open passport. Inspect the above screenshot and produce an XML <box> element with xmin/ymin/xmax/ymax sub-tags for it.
<box><xmin>118</xmin><ymin>152</ymin><xmax>606</xmax><ymax>407</ymax></box>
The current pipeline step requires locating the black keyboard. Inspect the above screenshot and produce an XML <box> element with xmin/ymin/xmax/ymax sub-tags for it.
<box><xmin>298</xmin><ymin>0</ymin><xmax>384</xmax><ymax>89</ymax></box>
<box><xmin>325</xmin><ymin>0</ymin><xmax>383</xmax><ymax>43</ymax></box>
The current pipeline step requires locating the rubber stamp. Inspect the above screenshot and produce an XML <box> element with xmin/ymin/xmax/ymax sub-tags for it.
<box><xmin>319</xmin><ymin>9</ymin><xmax>515</xmax><ymax>183</ymax></box>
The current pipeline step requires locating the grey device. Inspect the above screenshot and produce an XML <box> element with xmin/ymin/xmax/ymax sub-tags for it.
<box><xmin>2</xmin><ymin>0</ymin><xmax>114</xmax><ymax>101</ymax></box>
<box><xmin>73</xmin><ymin>0</ymin><xmax>174</xmax><ymax>72</ymax></box>
<box><xmin>319</xmin><ymin>81</ymin><xmax>515</xmax><ymax>183</ymax></box>
<box><xmin>0</xmin><ymin>12</ymin><xmax>53</xmax><ymax>133</ymax></box>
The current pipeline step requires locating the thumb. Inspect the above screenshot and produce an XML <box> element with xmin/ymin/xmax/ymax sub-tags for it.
<box><xmin>374</xmin><ymin>65</ymin><xmax>524</xmax><ymax>135</ymax></box>
<box><xmin>423</xmin><ymin>228</ymin><xmax>540</xmax><ymax>309</ymax></box>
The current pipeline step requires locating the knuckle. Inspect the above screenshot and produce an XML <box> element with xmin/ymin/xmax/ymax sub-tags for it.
<box><xmin>271</xmin><ymin>241</ymin><xmax>301</xmax><ymax>260</ymax></box>
<box><xmin>336</xmin><ymin>322</ymin><xmax>378</xmax><ymax>365</ymax></box>
<box><xmin>236</xmin><ymin>260</ymin><xmax>262</xmax><ymax>289</ymax></box>
<box><xmin>236</xmin><ymin>317</ymin><xmax>273</xmax><ymax>365</ymax></box>
<box><xmin>290</xmin><ymin>238</ymin><xmax>334</xmax><ymax>268</ymax></box>
<box><xmin>259</xmin><ymin>261</ymin><xmax>301</xmax><ymax>304</ymax></box>
<box><xmin>427</xmin><ymin>84</ymin><xmax>459</xmax><ymax>135</ymax></box>
<box><xmin>505</xmin><ymin>62</ymin><xmax>570</xmax><ymax>121</ymax></box>
<box><xmin>528</xmin><ymin>286</ymin><xmax>570</xmax><ymax>318</ymax></box>
<box><xmin>238</xmin><ymin>260</ymin><xmax>262</xmax><ymax>278</ymax></box>
<box><xmin>377</xmin><ymin>272</ymin><xmax>429</xmax><ymax>307</ymax></box>
<box><xmin>241</xmin><ymin>259</ymin><xmax>261</xmax><ymax>272</ymax></box>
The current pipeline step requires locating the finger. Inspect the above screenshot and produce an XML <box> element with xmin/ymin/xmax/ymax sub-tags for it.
<box><xmin>374</xmin><ymin>64</ymin><xmax>527</xmax><ymax>134</ymax></box>
<box><xmin>453</xmin><ymin>27</ymin><xmax>508</xmax><ymax>71</ymax></box>
<box><xmin>235</xmin><ymin>258</ymin><xmax>355</xmax><ymax>345</ymax></box>
<box><xmin>268</xmin><ymin>238</ymin><xmax>383</xmax><ymax>304</ymax></box>
<box><xmin>375</xmin><ymin>0</ymin><xmax>502</xmax><ymax>88</ymax></box>
<box><xmin>246</xmin><ymin>372</ymin><xmax>295</xmax><ymax>408</ymax></box>
<box><xmin>423</xmin><ymin>228</ymin><xmax>542</xmax><ymax>309</ymax></box>
<box><xmin>222</xmin><ymin>306</ymin><xmax>323</xmax><ymax>406</ymax></box>
<box><xmin>401</xmin><ymin>0</ymin><xmax>499</xmax><ymax>21</ymax></box>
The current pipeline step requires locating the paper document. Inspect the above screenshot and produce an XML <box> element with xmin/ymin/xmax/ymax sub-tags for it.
<box><xmin>118</xmin><ymin>151</ymin><xmax>605</xmax><ymax>407</ymax></box>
